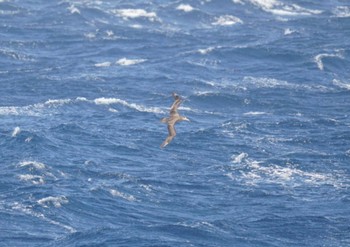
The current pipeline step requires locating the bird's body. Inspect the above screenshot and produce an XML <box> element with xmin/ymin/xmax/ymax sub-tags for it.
<box><xmin>160</xmin><ymin>93</ymin><xmax>190</xmax><ymax>148</ymax></box>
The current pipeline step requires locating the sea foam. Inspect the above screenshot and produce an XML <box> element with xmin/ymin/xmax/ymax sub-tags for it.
<box><xmin>94</xmin><ymin>97</ymin><xmax>164</xmax><ymax>113</ymax></box>
<box><xmin>19</xmin><ymin>161</ymin><xmax>46</xmax><ymax>170</ymax></box>
<box><xmin>110</xmin><ymin>189</ymin><xmax>136</xmax><ymax>202</ymax></box>
<box><xmin>229</xmin><ymin>153</ymin><xmax>338</xmax><ymax>187</ymax></box>
<box><xmin>18</xmin><ymin>174</ymin><xmax>44</xmax><ymax>185</ymax></box>
<box><xmin>176</xmin><ymin>4</ymin><xmax>195</xmax><ymax>12</ymax></box>
<box><xmin>116</xmin><ymin>58</ymin><xmax>147</xmax><ymax>66</ymax></box>
<box><xmin>12</xmin><ymin>126</ymin><xmax>21</xmax><ymax>137</ymax></box>
<box><xmin>333</xmin><ymin>6</ymin><xmax>350</xmax><ymax>18</ymax></box>
<box><xmin>333</xmin><ymin>79</ymin><xmax>350</xmax><ymax>90</ymax></box>
<box><xmin>95</xmin><ymin>61</ymin><xmax>112</xmax><ymax>67</ymax></box>
<box><xmin>11</xmin><ymin>202</ymin><xmax>75</xmax><ymax>233</ymax></box>
<box><xmin>38</xmin><ymin>196</ymin><xmax>68</xmax><ymax>208</ymax></box>
<box><xmin>112</xmin><ymin>9</ymin><xmax>158</xmax><ymax>21</ymax></box>
<box><xmin>233</xmin><ymin>0</ymin><xmax>322</xmax><ymax>16</ymax></box>
<box><xmin>212</xmin><ymin>15</ymin><xmax>243</xmax><ymax>26</ymax></box>
<box><xmin>67</xmin><ymin>5</ymin><xmax>80</xmax><ymax>14</ymax></box>
<box><xmin>314</xmin><ymin>52</ymin><xmax>344</xmax><ymax>71</ymax></box>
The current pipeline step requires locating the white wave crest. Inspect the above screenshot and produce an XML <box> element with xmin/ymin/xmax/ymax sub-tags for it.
<box><xmin>116</xmin><ymin>58</ymin><xmax>147</xmax><ymax>66</ymax></box>
<box><xmin>38</xmin><ymin>196</ymin><xmax>68</xmax><ymax>208</ymax></box>
<box><xmin>233</xmin><ymin>0</ymin><xmax>322</xmax><ymax>16</ymax></box>
<box><xmin>176</xmin><ymin>4</ymin><xmax>194</xmax><ymax>12</ymax></box>
<box><xmin>212</xmin><ymin>15</ymin><xmax>243</xmax><ymax>26</ymax></box>
<box><xmin>314</xmin><ymin>51</ymin><xmax>344</xmax><ymax>71</ymax></box>
<box><xmin>333</xmin><ymin>79</ymin><xmax>350</xmax><ymax>90</ymax></box>
<box><xmin>95</xmin><ymin>61</ymin><xmax>111</xmax><ymax>67</ymax></box>
<box><xmin>284</xmin><ymin>28</ymin><xmax>296</xmax><ymax>35</ymax></box>
<box><xmin>228</xmin><ymin>153</ymin><xmax>339</xmax><ymax>187</ymax></box>
<box><xmin>333</xmin><ymin>6</ymin><xmax>350</xmax><ymax>18</ymax></box>
<box><xmin>244</xmin><ymin>111</ymin><xmax>269</xmax><ymax>116</ymax></box>
<box><xmin>231</xmin><ymin>153</ymin><xmax>248</xmax><ymax>163</ymax></box>
<box><xmin>11</xmin><ymin>202</ymin><xmax>76</xmax><ymax>233</ymax></box>
<box><xmin>112</xmin><ymin>9</ymin><xmax>158</xmax><ymax>21</ymax></box>
<box><xmin>198</xmin><ymin>47</ymin><xmax>216</xmax><ymax>55</ymax></box>
<box><xmin>12</xmin><ymin>126</ymin><xmax>21</xmax><ymax>137</ymax></box>
<box><xmin>19</xmin><ymin>161</ymin><xmax>46</xmax><ymax>170</ymax></box>
<box><xmin>110</xmin><ymin>189</ymin><xmax>136</xmax><ymax>202</ymax></box>
<box><xmin>44</xmin><ymin>98</ymin><xmax>72</xmax><ymax>106</ymax></box>
<box><xmin>18</xmin><ymin>174</ymin><xmax>44</xmax><ymax>185</ymax></box>
<box><xmin>68</xmin><ymin>5</ymin><xmax>80</xmax><ymax>14</ymax></box>
<box><xmin>94</xmin><ymin>97</ymin><xmax>164</xmax><ymax>113</ymax></box>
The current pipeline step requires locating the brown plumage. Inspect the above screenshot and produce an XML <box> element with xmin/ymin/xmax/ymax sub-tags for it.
<box><xmin>160</xmin><ymin>93</ymin><xmax>190</xmax><ymax>148</ymax></box>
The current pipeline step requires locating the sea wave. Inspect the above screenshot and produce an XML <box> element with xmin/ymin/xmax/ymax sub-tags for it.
<box><xmin>212</xmin><ymin>15</ymin><xmax>243</xmax><ymax>26</ymax></box>
<box><xmin>176</xmin><ymin>4</ymin><xmax>195</xmax><ymax>13</ymax></box>
<box><xmin>0</xmin><ymin>96</ymin><xmax>164</xmax><ymax>116</ymax></box>
<box><xmin>38</xmin><ymin>196</ymin><xmax>69</xmax><ymax>208</ymax></box>
<box><xmin>332</xmin><ymin>6</ymin><xmax>350</xmax><ymax>18</ymax></box>
<box><xmin>333</xmin><ymin>79</ymin><xmax>350</xmax><ymax>90</ymax></box>
<box><xmin>19</xmin><ymin>161</ymin><xmax>46</xmax><ymax>170</ymax></box>
<box><xmin>10</xmin><ymin>202</ymin><xmax>76</xmax><ymax>233</ymax></box>
<box><xmin>227</xmin><ymin>153</ymin><xmax>343</xmax><ymax>188</ymax></box>
<box><xmin>93</xmin><ymin>97</ymin><xmax>164</xmax><ymax>113</ymax></box>
<box><xmin>233</xmin><ymin>0</ymin><xmax>322</xmax><ymax>16</ymax></box>
<box><xmin>116</xmin><ymin>58</ymin><xmax>147</xmax><ymax>66</ymax></box>
<box><xmin>110</xmin><ymin>189</ymin><xmax>137</xmax><ymax>202</ymax></box>
<box><xmin>314</xmin><ymin>51</ymin><xmax>345</xmax><ymax>71</ymax></box>
<box><xmin>18</xmin><ymin>174</ymin><xmax>45</xmax><ymax>185</ymax></box>
<box><xmin>112</xmin><ymin>8</ymin><xmax>158</xmax><ymax>22</ymax></box>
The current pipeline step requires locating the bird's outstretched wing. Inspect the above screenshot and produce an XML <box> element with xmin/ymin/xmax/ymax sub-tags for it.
<box><xmin>170</xmin><ymin>93</ymin><xmax>182</xmax><ymax>115</ymax></box>
<box><xmin>160</xmin><ymin>123</ymin><xmax>176</xmax><ymax>148</ymax></box>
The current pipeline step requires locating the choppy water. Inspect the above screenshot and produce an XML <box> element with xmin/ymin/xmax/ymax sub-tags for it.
<box><xmin>1</xmin><ymin>0</ymin><xmax>350</xmax><ymax>246</ymax></box>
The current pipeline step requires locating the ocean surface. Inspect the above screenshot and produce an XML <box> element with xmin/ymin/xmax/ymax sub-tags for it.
<box><xmin>1</xmin><ymin>0</ymin><xmax>350</xmax><ymax>246</ymax></box>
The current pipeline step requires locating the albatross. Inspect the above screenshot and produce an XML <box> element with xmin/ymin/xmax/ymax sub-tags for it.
<box><xmin>160</xmin><ymin>93</ymin><xmax>190</xmax><ymax>148</ymax></box>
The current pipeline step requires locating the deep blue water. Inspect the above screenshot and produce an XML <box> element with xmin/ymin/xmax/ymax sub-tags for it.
<box><xmin>1</xmin><ymin>0</ymin><xmax>350</xmax><ymax>246</ymax></box>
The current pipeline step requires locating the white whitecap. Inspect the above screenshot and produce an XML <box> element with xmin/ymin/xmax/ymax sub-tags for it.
<box><xmin>19</xmin><ymin>161</ymin><xmax>46</xmax><ymax>170</ymax></box>
<box><xmin>110</xmin><ymin>189</ymin><xmax>136</xmax><ymax>202</ymax></box>
<box><xmin>84</xmin><ymin>32</ymin><xmax>96</xmax><ymax>39</ymax></box>
<box><xmin>38</xmin><ymin>196</ymin><xmax>68</xmax><ymax>208</ymax></box>
<box><xmin>284</xmin><ymin>28</ymin><xmax>296</xmax><ymax>35</ymax></box>
<box><xmin>112</xmin><ymin>9</ymin><xmax>158</xmax><ymax>21</ymax></box>
<box><xmin>212</xmin><ymin>15</ymin><xmax>243</xmax><ymax>26</ymax></box>
<box><xmin>108</xmin><ymin>108</ymin><xmax>118</xmax><ymax>113</ymax></box>
<box><xmin>44</xmin><ymin>98</ymin><xmax>72</xmax><ymax>106</ymax></box>
<box><xmin>333</xmin><ymin>79</ymin><xmax>350</xmax><ymax>90</ymax></box>
<box><xmin>228</xmin><ymin>154</ymin><xmax>339</xmax><ymax>187</ymax></box>
<box><xmin>198</xmin><ymin>47</ymin><xmax>216</xmax><ymax>55</ymax></box>
<box><xmin>244</xmin><ymin>111</ymin><xmax>268</xmax><ymax>116</ymax></box>
<box><xmin>333</xmin><ymin>6</ymin><xmax>350</xmax><ymax>18</ymax></box>
<box><xmin>234</xmin><ymin>0</ymin><xmax>322</xmax><ymax>16</ymax></box>
<box><xmin>94</xmin><ymin>97</ymin><xmax>164</xmax><ymax>113</ymax></box>
<box><xmin>11</xmin><ymin>202</ymin><xmax>76</xmax><ymax>232</ymax></box>
<box><xmin>116</xmin><ymin>58</ymin><xmax>146</xmax><ymax>66</ymax></box>
<box><xmin>95</xmin><ymin>61</ymin><xmax>111</xmax><ymax>67</ymax></box>
<box><xmin>314</xmin><ymin>52</ymin><xmax>344</xmax><ymax>71</ymax></box>
<box><xmin>176</xmin><ymin>4</ymin><xmax>195</xmax><ymax>12</ymax></box>
<box><xmin>18</xmin><ymin>174</ymin><xmax>44</xmax><ymax>185</ymax></box>
<box><xmin>68</xmin><ymin>5</ymin><xmax>80</xmax><ymax>14</ymax></box>
<box><xmin>130</xmin><ymin>24</ymin><xmax>143</xmax><ymax>29</ymax></box>
<box><xmin>106</xmin><ymin>30</ymin><xmax>114</xmax><ymax>36</ymax></box>
<box><xmin>25</xmin><ymin>136</ymin><xmax>33</xmax><ymax>142</ymax></box>
<box><xmin>231</xmin><ymin>153</ymin><xmax>248</xmax><ymax>163</ymax></box>
<box><xmin>12</xmin><ymin>126</ymin><xmax>21</xmax><ymax>137</ymax></box>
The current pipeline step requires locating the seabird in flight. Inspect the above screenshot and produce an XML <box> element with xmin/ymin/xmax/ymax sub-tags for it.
<box><xmin>160</xmin><ymin>93</ymin><xmax>190</xmax><ymax>148</ymax></box>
